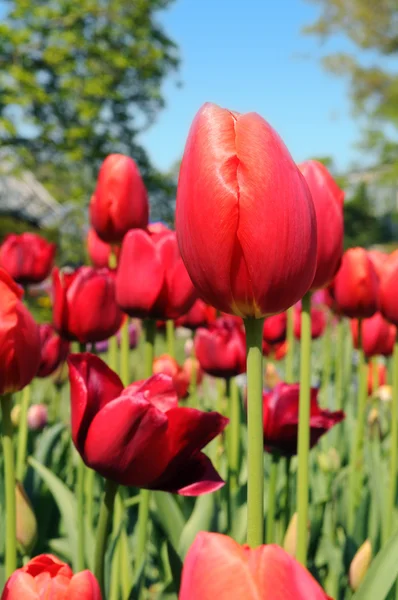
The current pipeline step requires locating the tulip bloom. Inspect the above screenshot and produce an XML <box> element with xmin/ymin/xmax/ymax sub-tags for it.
<box><xmin>1</xmin><ymin>554</ymin><xmax>101</xmax><ymax>599</ymax></box>
<box><xmin>330</xmin><ymin>248</ymin><xmax>379</xmax><ymax>319</ymax></box>
<box><xmin>179</xmin><ymin>532</ymin><xmax>331</xmax><ymax>600</ymax></box>
<box><xmin>176</xmin><ymin>299</ymin><xmax>217</xmax><ymax>330</ymax></box>
<box><xmin>176</xmin><ymin>103</ymin><xmax>317</xmax><ymax>318</ymax></box>
<box><xmin>52</xmin><ymin>267</ymin><xmax>124</xmax><ymax>343</ymax></box>
<box><xmin>89</xmin><ymin>153</ymin><xmax>148</xmax><ymax>243</ymax></box>
<box><xmin>379</xmin><ymin>251</ymin><xmax>398</xmax><ymax>327</ymax></box>
<box><xmin>0</xmin><ymin>233</ymin><xmax>56</xmax><ymax>285</ymax></box>
<box><xmin>195</xmin><ymin>317</ymin><xmax>246</xmax><ymax>379</ymax></box>
<box><xmin>37</xmin><ymin>324</ymin><xmax>70</xmax><ymax>378</ymax></box>
<box><xmin>294</xmin><ymin>305</ymin><xmax>326</xmax><ymax>340</ymax></box>
<box><xmin>116</xmin><ymin>229</ymin><xmax>197</xmax><ymax>320</ymax></box>
<box><xmin>368</xmin><ymin>249</ymin><xmax>389</xmax><ymax>278</ymax></box>
<box><xmin>153</xmin><ymin>354</ymin><xmax>203</xmax><ymax>399</ymax></box>
<box><xmin>367</xmin><ymin>362</ymin><xmax>387</xmax><ymax>395</ymax></box>
<box><xmin>69</xmin><ymin>354</ymin><xmax>227</xmax><ymax>494</ymax></box>
<box><xmin>0</xmin><ymin>268</ymin><xmax>41</xmax><ymax>395</ymax></box>
<box><xmin>262</xmin><ymin>340</ymin><xmax>288</xmax><ymax>361</ymax></box>
<box><xmin>299</xmin><ymin>160</ymin><xmax>344</xmax><ymax>290</ymax></box>
<box><xmin>351</xmin><ymin>313</ymin><xmax>396</xmax><ymax>358</ymax></box>
<box><xmin>262</xmin><ymin>383</ymin><xmax>344</xmax><ymax>456</ymax></box>
<box><xmin>86</xmin><ymin>228</ymin><xmax>119</xmax><ymax>268</ymax></box>
<box><xmin>263</xmin><ymin>313</ymin><xmax>286</xmax><ymax>344</ymax></box>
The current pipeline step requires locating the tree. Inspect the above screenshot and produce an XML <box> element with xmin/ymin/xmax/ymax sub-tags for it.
<box><xmin>0</xmin><ymin>0</ymin><xmax>180</xmax><ymax>212</ymax></box>
<box><xmin>303</xmin><ymin>0</ymin><xmax>398</xmax><ymax>176</ymax></box>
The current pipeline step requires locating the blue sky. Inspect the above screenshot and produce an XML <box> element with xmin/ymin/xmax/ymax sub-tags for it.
<box><xmin>139</xmin><ymin>0</ymin><xmax>365</xmax><ymax>174</ymax></box>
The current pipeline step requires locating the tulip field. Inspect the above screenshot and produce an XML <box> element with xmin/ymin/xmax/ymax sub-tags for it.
<box><xmin>1</xmin><ymin>105</ymin><xmax>398</xmax><ymax>600</ymax></box>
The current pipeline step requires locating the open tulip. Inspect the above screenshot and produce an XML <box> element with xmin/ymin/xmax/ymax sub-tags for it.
<box><xmin>263</xmin><ymin>313</ymin><xmax>286</xmax><ymax>344</ymax></box>
<box><xmin>179</xmin><ymin>532</ymin><xmax>331</xmax><ymax>600</ymax></box>
<box><xmin>86</xmin><ymin>228</ymin><xmax>119</xmax><ymax>268</ymax></box>
<box><xmin>262</xmin><ymin>383</ymin><xmax>344</xmax><ymax>456</ymax></box>
<box><xmin>37</xmin><ymin>324</ymin><xmax>70</xmax><ymax>378</ymax></box>
<box><xmin>176</xmin><ymin>102</ymin><xmax>317</xmax><ymax>318</ymax></box>
<box><xmin>299</xmin><ymin>160</ymin><xmax>344</xmax><ymax>290</ymax></box>
<box><xmin>53</xmin><ymin>267</ymin><xmax>124</xmax><ymax>343</ymax></box>
<box><xmin>329</xmin><ymin>248</ymin><xmax>379</xmax><ymax>319</ymax></box>
<box><xmin>294</xmin><ymin>305</ymin><xmax>326</xmax><ymax>340</ymax></box>
<box><xmin>195</xmin><ymin>317</ymin><xmax>246</xmax><ymax>379</ymax></box>
<box><xmin>1</xmin><ymin>554</ymin><xmax>101</xmax><ymax>599</ymax></box>
<box><xmin>0</xmin><ymin>233</ymin><xmax>56</xmax><ymax>285</ymax></box>
<box><xmin>176</xmin><ymin>299</ymin><xmax>217</xmax><ymax>330</ymax></box>
<box><xmin>0</xmin><ymin>268</ymin><xmax>41</xmax><ymax>395</ymax></box>
<box><xmin>89</xmin><ymin>153</ymin><xmax>148</xmax><ymax>243</ymax></box>
<box><xmin>379</xmin><ymin>251</ymin><xmax>398</xmax><ymax>327</ymax></box>
<box><xmin>351</xmin><ymin>313</ymin><xmax>396</xmax><ymax>358</ymax></box>
<box><xmin>116</xmin><ymin>229</ymin><xmax>197</xmax><ymax>320</ymax></box>
<box><xmin>68</xmin><ymin>353</ymin><xmax>227</xmax><ymax>494</ymax></box>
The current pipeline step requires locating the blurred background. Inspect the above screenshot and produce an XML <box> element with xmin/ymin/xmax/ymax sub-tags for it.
<box><xmin>0</xmin><ymin>0</ymin><xmax>397</xmax><ymax>265</ymax></box>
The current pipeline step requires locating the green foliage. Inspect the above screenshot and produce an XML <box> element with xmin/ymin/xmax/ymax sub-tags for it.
<box><xmin>344</xmin><ymin>183</ymin><xmax>386</xmax><ymax>248</ymax></box>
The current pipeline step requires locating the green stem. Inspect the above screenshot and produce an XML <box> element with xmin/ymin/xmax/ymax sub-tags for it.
<box><xmin>371</xmin><ymin>356</ymin><xmax>379</xmax><ymax>393</ymax></box>
<box><xmin>77</xmin><ymin>457</ymin><xmax>86</xmax><ymax>571</ymax></box>
<box><xmin>143</xmin><ymin>319</ymin><xmax>156</xmax><ymax>379</ymax></box>
<box><xmin>120</xmin><ymin>318</ymin><xmax>130</xmax><ymax>386</ymax></box>
<box><xmin>108</xmin><ymin>336</ymin><xmax>118</xmax><ymax>372</ymax></box>
<box><xmin>266</xmin><ymin>454</ymin><xmax>280</xmax><ymax>544</ymax></box>
<box><xmin>85</xmin><ymin>467</ymin><xmax>95</xmax><ymax>530</ymax></box>
<box><xmin>296</xmin><ymin>292</ymin><xmax>312</xmax><ymax>565</ymax></box>
<box><xmin>166</xmin><ymin>320</ymin><xmax>175</xmax><ymax>359</ymax></box>
<box><xmin>386</xmin><ymin>337</ymin><xmax>398</xmax><ymax>541</ymax></box>
<box><xmin>109</xmin><ymin>492</ymin><xmax>123</xmax><ymax>600</ymax></box>
<box><xmin>348</xmin><ymin>319</ymin><xmax>367</xmax><ymax>532</ymax></box>
<box><xmin>1</xmin><ymin>394</ymin><xmax>17</xmax><ymax>578</ymax></box>
<box><xmin>94</xmin><ymin>479</ymin><xmax>118</xmax><ymax>596</ymax></box>
<box><xmin>16</xmin><ymin>385</ymin><xmax>31</xmax><ymax>482</ymax></box>
<box><xmin>244</xmin><ymin>317</ymin><xmax>265</xmax><ymax>548</ymax></box>
<box><xmin>285</xmin><ymin>307</ymin><xmax>295</xmax><ymax>383</ymax></box>
<box><xmin>284</xmin><ymin>457</ymin><xmax>291</xmax><ymax>533</ymax></box>
<box><xmin>322</xmin><ymin>314</ymin><xmax>332</xmax><ymax>393</ymax></box>
<box><xmin>335</xmin><ymin>318</ymin><xmax>344</xmax><ymax>411</ymax></box>
<box><xmin>189</xmin><ymin>343</ymin><xmax>198</xmax><ymax>407</ymax></box>
<box><xmin>229</xmin><ymin>377</ymin><xmax>241</xmax><ymax>496</ymax></box>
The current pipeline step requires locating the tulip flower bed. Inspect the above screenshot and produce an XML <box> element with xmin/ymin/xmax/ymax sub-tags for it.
<box><xmin>1</xmin><ymin>103</ymin><xmax>398</xmax><ymax>600</ymax></box>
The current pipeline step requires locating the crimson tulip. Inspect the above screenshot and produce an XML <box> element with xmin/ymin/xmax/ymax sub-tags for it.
<box><xmin>179</xmin><ymin>532</ymin><xmax>331</xmax><ymax>600</ymax></box>
<box><xmin>195</xmin><ymin>317</ymin><xmax>246</xmax><ymax>379</ymax></box>
<box><xmin>0</xmin><ymin>233</ymin><xmax>56</xmax><ymax>285</ymax></box>
<box><xmin>36</xmin><ymin>324</ymin><xmax>70</xmax><ymax>378</ymax></box>
<box><xmin>68</xmin><ymin>354</ymin><xmax>227</xmax><ymax>494</ymax></box>
<box><xmin>86</xmin><ymin>228</ymin><xmax>119</xmax><ymax>269</ymax></box>
<box><xmin>262</xmin><ymin>340</ymin><xmax>288</xmax><ymax>361</ymax></box>
<box><xmin>52</xmin><ymin>267</ymin><xmax>124</xmax><ymax>343</ymax></box>
<box><xmin>1</xmin><ymin>554</ymin><xmax>101</xmax><ymax>599</ymax></box>
<box><xmin>153</xmin><ymin>354</ymin><xmax>190</xmax><ymax>398</ymax></box>
<box><xmin>116</xmin><ymin>229</ymin><xmax>197</xmax><ymax>320</ymax></box>
<box><xmin>379</xmin><ymin>251</ymin><xmax>398</xmax><ymax>327</ymax></box>
<box><xmin>263</xmin><ymin>313</ymin><xmax>286</xmax><ymax>344</ymax></box>
<box><xmin>0</xmin><ymin>268</ymin><xmax>41</xmax><ymax>395</ymax></box>
<box><xmin>176</xmin><ymin>103</ymin><xmax>317</xmax><ymax>318</ymax></box>
<box><xmin>294</xmin><ymin>305</ymin><xmax>326</xmax><ymax>340</ymax></box>
<box><xmin>368</xmin><ymin>249</ymin><xmax>389</xmax><ymax>278</ymax></box>
<box><xmin>89</xmin><ymin>153</ymin><xmax>148</xmax><ymax>243</ymax></box>
<box><xmin>351</xmin><ymin>313</ymin><xmax>396</xmax><ymax>358</ymax></box>
<box><xmin>329</xmin><ymin>248</ymin><xmax>379</xmax><ymax>319</ymax></box>
<box><xmin>176</xmin><ymin>299</ymin><xmax>217</xmax><ymax>330</ymax></box>
<box><xmin>262</xmin><ymin>383</ymin><xmax>344</xmax><ymax>456</ymax></box>
<box><xmin>299</xmin><ymin>160</ymin><xmax>344</xmax><ymax>290</ymax></box>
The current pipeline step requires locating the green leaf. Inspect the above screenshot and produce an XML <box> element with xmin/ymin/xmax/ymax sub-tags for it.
<box><xmin>152</xmin><ymin>491</ymin><xmax>186</xmax><ymax>552</ymax></box>
<box><xmin>178</xmin><ymin>494</ymin><xmax>216</xmax><ymax>558</ymax></box>
<box><xmin>352</xmin><ymin>528</ymin><xmax>398</xmax><ymax>600</ymax></box>
<box><xmin>48</xmin><ymin>537</ymin><xmax>72</xmax><ymax>562</ymax></box>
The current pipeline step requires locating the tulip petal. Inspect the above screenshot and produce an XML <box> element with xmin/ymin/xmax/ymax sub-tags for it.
<box><xmin>68</xmin><ymin>353</ymin><xmax>124</xmax><ymax>452</ymax></box>
<box><xmin>125</xmin><ymin>373</ymin><xmax>178</xmax><ymax>413</ymax></box>
<box><xmin>159</xmin><ymin>451</ymin><xmax>226</xmax><ymax>496</ymax></box>
<box><xmin>1</xmin><ymin>571</ymin><xmax>38</xmax><ymax>600</ymax></box>
<box><xmin>69</xmin><ymin>571</ymin><xmax>102</xmax><ymax>600</ymax></box>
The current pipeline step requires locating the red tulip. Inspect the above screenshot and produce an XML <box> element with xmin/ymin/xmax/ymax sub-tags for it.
<box><xmin>262</xmin><ymin>383</ymin><xmax>344</xmax><ymax>456</ymax></box>
<box><xmin>176</xmin><ymin>103</ymin><xmax>317</xmax><ymax>318</ymax></box>
<box><xmin>86</xmin><ymin>228</ymin><xmax>119</xmax><ymax>268</ymax></box>
<box><xmin>195</xmin><ymin>317</ymin><xmax>246</xmax><ymax>379</ymax></box>
<box><xmin>367</xmin><ymin>362</ymin><xmax>387</xmax><ymax>394</ymax></box>
<box><xmin>312</xmin><ymin>288</ymin><xmax>334</xmax><ymax>310</ymax></box>
<box><xmin>368</xmin><ymin>249</ymin><xmax>389</xmax><ymax>278</ymax></box>
<box><xmin>299</xmin><ymin>160</ymin><xmax>344</xmax><ymax>290</ymax></box>
<box><xmin>89</xmin><ymin>153</ymin><xmax>148</xmax><ymax>243</ymax></box>
<box><xmin>68</xmin><ymin>354</ymin><xmax>227</xmax><ymax>494</ymax></box>
<box><xmin>379</xmin><ymin>251</ymin><xmax>398</xmax><ymax>327</ymax></box>
<box><xmin>329</xmin><ymin>248</ymin><xmax>379</xmax><ymax>319</ymax></box>
<box><xmin>351</xmin><ymin>313</ymin><xmax>396</xmax><ymax>358</ymax></box>
<box><xmin>263</xmin><ymin>313</ymin><xmax>287</xmax><ymax>344</ymax></box>
<box><xmin>1</xmin><ymin>554</ymin><xmax>101</xmax><ymax>599</ymax></box>
<box><xmin>147</xmin><ymin>222</ymin><xmax>170</xmax><ymax>235</ymax></box>
<box><xmin>153</xmin><ymin>354</ymin><xmax>190</xmax><ymax>399</ymax></box>
<box><xmin>0</xmin><ymin>268</ymin><xmax>41</xmax><ymax>395</ymax></box>
<box><xmin>294</xmin><ymin>305</ymin><xmax>326</xmax><ymax>340</ymax></box>
<box><xmin>262</xmin><ymin>340</ymin><xmax>288</xmax><ymax>361</ymax></box>
<box><xmin>36</xmin><ymin>324</ymin><xmax>70</xmax><ymax>378</ymax></box>
<box><xmin>176</xmin><ymin>299</ymin><xmax>217</xmax><ymax>330</ymax></box>
<box><xmin>179</xmin><ymin>532</ymin><xmax>331</xmax><ymax>600</ymax></box>
<box><xmin>0</xmin><ymin>233</ymin><xmax>56</xmax><ymax>285</ymax></box>
<box><xmin>52</xmin><ymin>267</ymin><xmax>124</xmax><ymax>343</ymax></box>
<box><xmin>116</xmin><ymin>229</ymin><xmax>197</xmax><ymax>320</ymax></box>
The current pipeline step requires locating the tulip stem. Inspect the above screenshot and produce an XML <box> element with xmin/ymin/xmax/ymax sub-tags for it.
<box><xmin>229</xmin><ymin>376</ymin><xmax>241</xmax><ymax>496</ymax></box>
<box><xmin>189</xmin><ymin>343</ymin><xmax>198</xmax><ymax>407</ymax></box>
<box><xmin>322</xmin><ymin>314</ymin><xmax>332</xmax><ymax>395</ymax></box>
<box><xmin>386</xmin><ymin>336</ymin><xmax>398</xmax><ymax>541</ymax></box>
<box><xmin>335</xmin><ymin>318</ymin><xmax>344</xmax><ymax>411</ymax></box>
<box><xmin>85</xmin><ymin>467</ymin><xmax>95</xmax><ymax>529</ymax></box>
<box><xmin>109</xmin><ymin>492</ymin><xmax>123</xmax><ymax>600</ymax></box>
<box><xmin>284</xmin><ymin>457</ymin><xmax>291</xmax><ymax>532</ymax></box>
<box><xmin>296</xmin><ymin>291</ymin><xmax>312</xmax><ymax>565</ymax></box>
<box><xmin>244</xmin><ymin>317</ymin><xmax>265</xmax><ymax>548</ymax></box>
<box><xmin>266</xmin><ymin>453</ymin><xmax>280</xmax><ymax>544</ymax></box>
<box><xmin>120</xmin><ymin>318</ymin><xmax>130</xmax><ymax>386</ymax></box>
<box><xmin>108</xmin><ymin>336</ymin><xmax>118</xmax><ymax>372</ymax></box>
<box><xmin>371</xmin><ymin>356</ymin><xmax>379</xmax><ymax>393</ymax></box>
<box><xmin>16</xmin><ymin>384</ymin><xmax>31</xmax><ymax>482</ymax></box>
<box><xmin>166</xmin><ymin>320</ymin><xmax>176</xmax><ymax>359</ymax></box>
<box><xmin>348</xmin><ymin>319</ymin><xmax>367</xmax><ymax>532</ymax></box>
<box><xmin>285</xmin><ymin>307</ymin><xmax>295</xmax><ymax>383</ymax></box>
<box><xmin>144</xmin><ymin>319</ymin><xmax>156</xmax><ymax>378</ymax></box>
<box><xmin>77</xmin><ymin>457</ymin><xmax>86</xmax><ymax>571</ymax></box>
<box><xmin>1</xmin><ymin>393</ymin><xmax>17</xmax><ymax>578</ymax></box>
<box><xmin>94</xmin><ymin>478</ymin><xmax>118</xmax><ymax>596</ymax></box>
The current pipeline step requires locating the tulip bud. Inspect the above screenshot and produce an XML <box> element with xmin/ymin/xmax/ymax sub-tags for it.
<box><xmin>283</xmin><ymin>513</ymin><xmax>298</xmax><ymax>556</ymax></box>
<box><xmin>349</xmin><ymin>540</ymin><xmax>372</xmax><ymax>591</ymax></box>
<box><xmin>11</xmin><ymin>404</ymin><xmax>21</xmax><ymax>428</ymax></box>
<box><xmin>27</xmin><ymin>404</ymin><xmax>48</xmax><ymax>431</ymax></box>
<box><xmin>16</xmin><ymin>482</ymin><xmax>38</xmax><ymax>554</ymax></box>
